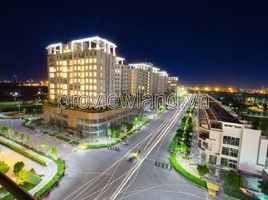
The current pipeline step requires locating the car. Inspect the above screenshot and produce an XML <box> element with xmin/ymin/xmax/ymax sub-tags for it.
<box><xmin>128</xmin><ymin>149</ymin><xmax>141</xmax><ymax>162</ymax></box>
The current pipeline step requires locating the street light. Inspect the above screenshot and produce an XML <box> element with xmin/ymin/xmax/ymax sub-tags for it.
<box><xmin>107</xmin><ymin>122</ymin><xmax>111</xmax><ymax>145</ymax></box>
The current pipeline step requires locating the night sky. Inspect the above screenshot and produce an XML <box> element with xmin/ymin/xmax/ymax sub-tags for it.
<box><xmin>1</xmin><ymin>0</ymin><xmax>268</xmax><ymax>88</ymax></box>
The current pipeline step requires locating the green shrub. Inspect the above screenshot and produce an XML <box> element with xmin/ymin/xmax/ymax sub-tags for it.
<box><xmin>223</xmin><ymin>170</ymin><xmax>257</xmax><ymax>200</ymax></box>
<box><xmin>0</xmin><ymin>161</ymin><xmax>10</xmax><ymax>173</ymax></box>
<box><xmin>0</xmin><ymin>133</ymin><xmax>65</xmax><ymax>198</ymax></box>
<box><xmin>35</xmin><ymin>158</ymin><xmax>64</xmax><ymax>197</ymax></box>
<box><xmin>55</xmin><ymin>135</ymin><xmax>70</xmax><ymax>142</ymax></box>
<box><xmin>13</xmin><ymin>161</ymin><xmax>24</xmax><ymax>174</ymax></box>
<box><xmin>197</xmin><ymin>165</ymin><xmax>209</xmax><ymax>177</ymax></box>
<box><xmin>20</xmin><ymin>170</ymin><xmax>42</xmax><ymax>185</ymax></box>
<box><xmin>85</xmin><ymin>140</ymin><xmax>120</xmax><ymax>149</ymax></box>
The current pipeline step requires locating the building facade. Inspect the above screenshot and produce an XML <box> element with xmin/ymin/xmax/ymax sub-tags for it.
<box><xmin>45</xmin><ymin>36</ymin><xmax>179</xmax><ymax>138</ymax></box>
<box><xmin>47</xmin><ymin>36</ymin><xmax>116</xmax><ymax>106</ymax></box>
<box><xmin>167</xmin><ymin>77</ymin><xmax>179</xmax><ymax>93</ymax></box>
<box><xmin>115</xmin><ymin>57</ymin><xmax>131</xmax><ymax>95</ymax></box>
<box><xmin>198</xmin><ymin>95</ymin><xmax>268</xmax><ymax>176</ymax></box>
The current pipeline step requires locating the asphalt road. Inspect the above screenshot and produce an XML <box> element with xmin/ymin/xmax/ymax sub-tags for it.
<box><xmin>0</xmin><ymin>96</ymin><xmax>229</xmax><ymax>200</ymax></box>
<box><xmin>42</xmin><ymin>96</ymin><xmax>228</xmax><ymax>200</ymax></box>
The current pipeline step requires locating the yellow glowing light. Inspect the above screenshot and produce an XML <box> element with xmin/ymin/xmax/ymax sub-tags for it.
<box><xmin>204</xmin><ymin>86</ymin><xmax>211</xmax><ymax>92</ymax></box>
<box><xmin>227</xmin><ymin>87</ymin><xmax>234</xmax><ymax>93</ymax></box>
<box><xmin>214</xmin><ymin>87</ymin><xmax>220</xmax><ymax>92</ymax></box>
<box><xmin>79</xmin><ymin>144</ymin><xmax>88</xmax><ymax>150</ymax></box>
<box><xmin>194</xmin><ymin>87</ymin><xmax>200</xmax><ymax>91</ymax></box>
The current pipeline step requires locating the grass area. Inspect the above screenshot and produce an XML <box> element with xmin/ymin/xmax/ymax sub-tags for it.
<box><xmin>83</xmin><ymin>140</ymin><xmax>120</xmax><ymax>149</ymax></box>
<box><xmin>20</xmin><ymin>170</ymin><xmax>42</xmax><ymax>185</ymax></box>
<box><xmin>0</xmin><ymin>133</ymin><xmax>65</xmax><ymax>198</ymax></box>
<box><xmin>170</xmin><ymin>153</ymin><xmax>207</xmax><ymax>188</ymax></box>
<box><xmin>34</xmin><ymin>158</ymin><xmax>64</xmax><ymax>197</ymax></box>
<box><xmin>0</xmin><ymin>138</ymin><xmax>46</xmax><ymax>166</ymax></box>
<box><xmin>0</xmin><ymin>101</ymin><xmax>42</xmax><ymax>113</ymax></box>
<box><xmin>0</xmin><ymin>101</ymin><xmax>24</xmax><ymax>108</ymax></box>
<box><xmin>0</xmin><ymin>160</ymin><xmax>10</xmax><ymax>173</ymax></box>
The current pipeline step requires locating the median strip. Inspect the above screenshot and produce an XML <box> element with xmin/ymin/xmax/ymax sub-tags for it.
<box><xmin>0</xmin><ymin>138</ymin><xmax>46</xmax><ymax>166</ymax></box>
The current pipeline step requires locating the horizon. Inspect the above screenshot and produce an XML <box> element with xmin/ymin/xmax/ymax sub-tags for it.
<box><xmin>1</xmin><ymin>1</ymin><xmax>268</xmax><ymax>88</ymax></box>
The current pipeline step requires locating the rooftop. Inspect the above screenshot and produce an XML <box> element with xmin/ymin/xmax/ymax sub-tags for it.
<box><xmin>206</xmin><ymin>97</ymin><xmax>241</xmax><ymax>124</ymax></box>
<box><xmin>47</xmin><ymin>36</ymin><xmax>117</xmax><ymax>55</ymax></box>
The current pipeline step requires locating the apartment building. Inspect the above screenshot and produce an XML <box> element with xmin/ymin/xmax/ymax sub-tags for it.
<box><xmin>115</xmin><ymin>57</ymin><xmax>130</xmax><ymax>95</ymax></box>
<box><xmin>198</xmin><ymin>95</ymin><xmax>268</xmax><ymax>176</ymax></box>
<box><xmin>45</xmin><ymin>36</ymin><xmax>179</xmax><ymax>138</ymax></box>
<box><xmin>128</xmin><ymin>63</ymin><xmax>170</xmax><ymax>95</ymax></box>
<box><xmin>47</xmin><ymin>36</ymin><xmax>116</xmax><ymax>105</ymax></box>
<box><xmin>167</xmin><ymin>77</ymin><xmax>179</xmax><ymax>93</ymax></box>
<box><xmin>157</xmin><ymin>71</ymin><xmax>168</xmax><ymax>94</ymax></box>
<box><xmin>45</xmin><ymin>37</ymin><xmax>142</xmax><ymax>138</ymax></box>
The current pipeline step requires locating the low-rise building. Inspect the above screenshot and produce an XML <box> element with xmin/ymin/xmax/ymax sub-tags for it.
<box><xmin>43</xmin><ymin>104</ymin><xmax>141</xmax><ymax>138</ymax></box>
<box><xmin>198</xmin><ymin>95</ymin><xmax>268</xmax><ymax>176</ymax></box>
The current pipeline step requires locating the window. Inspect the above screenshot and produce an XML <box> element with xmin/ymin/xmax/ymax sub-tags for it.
<box><xmin>228</xmin><ymin>159</ymin><xmax>237</xmax><ymax>169</ymax></box>
<box><xmin>209</xmin><ymin>155</ymin><xmax>217</xmax><ymax>165</ymax></box>
<box><xmin>221</xmin><ymin>158</ymin><xmax>228</xmax><ymax>166</ymax></box>
<box><xmin>221</xmin><ymin>158</ymin><xmax>237</xmax><ymax>169</ymax></box>
<box><xmin>222</xmin><ymin>147</ymin><xmax>238</xmax><ymax>158</ymax></box>
<box><xmin>223</xmin><ymin>136</ymin><xmax>240</xmax><ymax>146</ymax></box>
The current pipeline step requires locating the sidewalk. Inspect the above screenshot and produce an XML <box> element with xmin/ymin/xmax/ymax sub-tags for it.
<box><xmin>176</xmin><ymin>152</ymin><xmax>200</xmax><ymax>178</ymax></box>
<box><xmin>189</xmin><ymin>114</ymin><xmax>199</xmax><ymax>165</ymax></box>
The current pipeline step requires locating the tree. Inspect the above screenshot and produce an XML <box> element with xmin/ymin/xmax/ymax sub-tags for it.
<box><xmin>168</xmin><ymin>140</ymin><xmax>177</xmax><ymax>153</ymax></box>
<box><xmin>126</xmin><ymin>123</ymin><xmax>133</xmax><ymax>131</ymax></box>
<box><xmin>263</xmin><ymin>103</ymin><xmax>267</xmax><ymax>116</ymax></box>
<box><xmin>132</xmin><ymin>116</ymin><xmax>139</xmax><ymax>126</ymax></box>
<box><xmin>197</xmin><ymin>165</ymin><xmax>209</xmax><ymax>178</ymax></box>
<box><xmin>13</xmin><ymin>161</ymin><xmax>24</xmax><ymax>175</ymax></box>
<box><xmin>107</xmin><ymin>128</ymin><xmax>112</xmax><ymax>138</ymax></box>
<box><xmin>224</xmin><ymin>170</ymin><xmax>240</xmax><ymax>189</ymax></box>
<box><xmin>112</xmin><ymin>129</ymin><xmax>120</xmax><ymax>138</ymax></box>
<box><xmin>177</xmin><ymin>143</ymin><xmax>188</xmax><ymax>155</ymax></box>
<box><xmin>259</xmin><ymin>179</ymin><xmax>268</xmax><ymax>195</ymax></box>
<box><xmin>50</xmin><ymin>146</ymin><xmax>58</xmax><ymax>156</ymax></box>
<box><xmin>141</xmin><ymin>114</ymin><xmax>147</xmax><ymax>123</ymax></box>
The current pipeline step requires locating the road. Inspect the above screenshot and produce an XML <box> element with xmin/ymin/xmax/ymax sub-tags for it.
<box><xmin>42</xmin><ymin>95</ymin><xmax>227</xmax><ymax>200</ymax></box>
<box><xmin>0</xmin><ymin>96</ymin><xmax>228</xmax><ymax>200</ymax></box>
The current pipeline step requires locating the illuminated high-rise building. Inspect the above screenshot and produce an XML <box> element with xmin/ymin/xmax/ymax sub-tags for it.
<box><xmin>46</xmin><ymin>36</ymin><xmax>116</xmax><ymax>105</ymax></box>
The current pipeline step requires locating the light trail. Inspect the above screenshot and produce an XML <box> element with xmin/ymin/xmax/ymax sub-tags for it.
<box><xmin>63</xmin><ymin>96</ymin><xmax>191</xmax><ymax>200</ymax></box>
<box><xmin>110</xmin><ymin>98</ymin><xmax>190</xmax><ymax>200</ymax></box>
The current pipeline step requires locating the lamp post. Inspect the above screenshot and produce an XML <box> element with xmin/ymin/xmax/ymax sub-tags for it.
<box><xmin>107</xmin><ymin>122</ymin><xmax>110</xmax><ymax>145</ymax></box>
<box><xmin>17</xmin><ymin>104</ymin><xmax>21</xmax><ymax>113</ymax></box>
